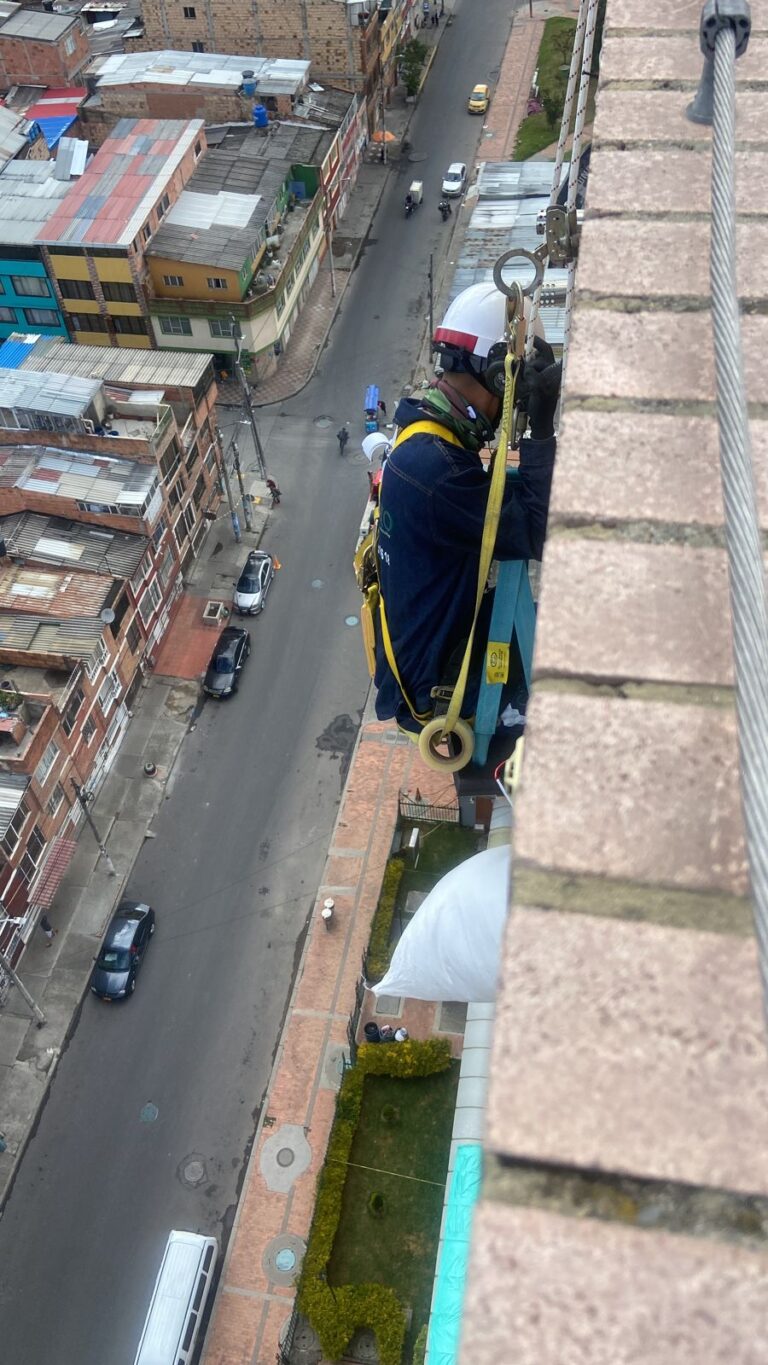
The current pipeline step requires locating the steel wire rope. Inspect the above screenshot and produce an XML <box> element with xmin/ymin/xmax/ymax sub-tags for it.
<box><xmin>524</xmin><ymin>0</ymin><xmax>590</xmax><ymax>354</ymax></box>
<box><xmin>709</xmin><ymin>23</ymin><xmax>768</xmax><ymax>1021</ymax></box>
<box><xmin>559</xmin><ymin>0</ymin><xmax>599</xmax><ymax>373</ymax></box>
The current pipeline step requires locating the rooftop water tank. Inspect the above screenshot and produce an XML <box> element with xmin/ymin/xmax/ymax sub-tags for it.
<box><xmin>252</xmin><ymin>104</ymin><xmax>269</xmax><ymax>128</ymax></box>
<box><xmin>241</xmin><ymin>69</ymin><xmax>256</xmax><ymax>96</ymax></box>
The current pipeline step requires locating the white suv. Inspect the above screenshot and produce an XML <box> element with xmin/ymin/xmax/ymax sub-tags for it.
<box><xmin>441</xmin><ymin>162</ymin><xmax>467</xmax><ymax>197</ymax></box>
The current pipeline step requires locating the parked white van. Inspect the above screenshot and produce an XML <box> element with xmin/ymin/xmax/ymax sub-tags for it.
<box><xmin>134</xmin><ymin>1230</ymin><xmax>218</xmax><ymax>1365</ymax></box>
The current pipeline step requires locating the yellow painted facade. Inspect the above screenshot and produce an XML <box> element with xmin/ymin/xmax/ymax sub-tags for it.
<box><xmin>116</xmin><ymin>333</ymin><xmax>151</xmax><ymax>349</ymax></box>
<box><xmin>72</xmin><ymin>330</ymin><xmax>111</xmax><ymax>346</ymax></box>
<box><xmin>148</xmin><ymin>257</ymin><xmax>243</xmax><ymax>302</ymax></box>
<box><xmin>60</xmin><ymin>298</ymin><xmax>101</xmax><ymax>315</ymax></box>
<box><xmin>93</xmin><ymin>257</ymin><xmax>134</xmax><ymax>283</ymax></box>
<box><xmin>48</xmin><ymin>254</ymin><xmax>90</xmax><ymax>281</ymax></box>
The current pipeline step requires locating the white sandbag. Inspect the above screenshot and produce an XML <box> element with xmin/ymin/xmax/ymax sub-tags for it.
<box><xmin>372</xmin><ymin>844</ymin><xmax>510</xmax><ymax>1003</ymax></box>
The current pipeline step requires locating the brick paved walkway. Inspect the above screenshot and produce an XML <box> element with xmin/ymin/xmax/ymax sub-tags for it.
<box><xmin>483</xmin><ymin>12</ymin><xmax>546</xmax><ymax>159</ymax></box>
<box><xmin>202</xmin><ymin>720</ymin><xmax>463</xmax><ymax>1365</ymax></box>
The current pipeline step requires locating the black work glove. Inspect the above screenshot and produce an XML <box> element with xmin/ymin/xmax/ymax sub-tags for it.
<box><xmin>517</xmin><ymin>336</ymin><xmax>562</xmax><ymax>440</ymax></box>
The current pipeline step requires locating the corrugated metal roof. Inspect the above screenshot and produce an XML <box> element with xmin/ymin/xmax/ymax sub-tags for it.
<box><xmin>147</xmin><ymin>151</ymin><xmax>286</xmax><ymax>269</ymax></box>
<box><xmin>0</xmin><ymin>563</ymin><xmax>111</xmax><ymax>617</ymax></box>
<box><xmin>0</xmin><ymin>444</ymin><xmax>158</xmax><ymax>505</ymax></box>
<box><xmin>0</xmin><ymin>368</ymin><xmax>102</xmax><ymax>418</ymax></box>
<box><xmin>0</xmin><ymin>336</ymin><xmax>38</xmax><ymax>370</ymax></box>
<box><xmin>0</xmin><ymin>510</ymin><xmax>146</xmax><ymax>576</ymax></box>
<box><xmin>19</xmin><ymin>340</ymin><xmax>214</xmax><ymax>390</ymax></box>
<box><xmin>37</xmin><ymin>117</ymin><xmax>205</xmax><ymax>249</ymax></box>
<box><xmin>0</xmin><ymin>9</ymin><xmax>77</xmax><ymax>38</ymax></box>
<box><xmin>0</xmin><ymin>612</ymin><xmax>103</xmax><ymax>658</ymax></box>
<box><xmin>0</xmin><ymin>156</ymin><xmax>82</xmax><ymax>243</ymax></box>
<box><xmin>90</xmin><ymin>50</ymin><xmax>310</xmax><ymax>94</ymax></box>
<box><xmin>0</xmin><ymin>772</ymin><xmax>29</xmax><ymax>838</ymax></box>
<box><xmin>0</xmin><ymin>104</ymin><xmax>27</xmax><ymax>169</ymax></box>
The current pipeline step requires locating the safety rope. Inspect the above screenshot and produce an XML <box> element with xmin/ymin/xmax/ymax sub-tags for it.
<box><xmin>561</xmin><ymin>0</ymin><xmax>600</xmax><ymax>371</ymax></box>
<box><xmin>525</xmin><ymin>0</ymin><xmax>589</xmax><ymax>354</ymax></box>
<box><xmin>709</xmin><ymin>22</ymin><xmax>768</xmax><ymax>1024</ymax></box>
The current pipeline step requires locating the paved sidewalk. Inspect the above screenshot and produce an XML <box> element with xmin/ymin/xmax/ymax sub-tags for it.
<box><xmin>202</xmin><ymin>716</ymin><xmax>465</xmax><ymax>1365</ymax></box>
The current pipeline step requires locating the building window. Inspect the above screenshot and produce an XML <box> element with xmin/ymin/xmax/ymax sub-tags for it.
<box><xmin>1</xmin><ymin>799</ymin><xmax>28</xmax><ymax>857</ymax></box>
<box><xmin>98</xmin><ymin>671</ymin><xmax>120</xmax><ymax>717</ymax></box>
<box><xmin>184</xmin><ymin>504</ymin><xmax>195</xmax><ymax>534</ymax></box>
<box><xmin>11</xmin><ymin>275</ymin><xmax>49</xmax><ymax>297</ymax></box>
<box><xmin>0</xmin><ymin>306</ymin><xmax>17</xmax><ymax>323</ymax></box>
<box><xmin>58</xmin><ymin>279</ymin><xmax>95</xmax><ymax>300</ymax></box>
<box><xmin>194</xmin><ymin>140</ymin><xmax>202</xmax><ymax>158</ymax></box>
<box><xmin>160</xmin><ymin>441</ymin><xmax>180</xmax><ymax>483</ymax></box>
<box><xmin>64</xmin><ymin>32</ymin><xmax>75</xmax><ymax>53</ymax></box>
<box><xmin>183</xmin><ymin>4</ymin><xmax>196</xmax><ymax>14</ymax></box>
<box><xmin>46</xmin><ymin>783</ymin><xmax>66</xmax><ymax>819</ymax></box>
<box><xmin>139</xmin><ymin>579</ymin><xmax>162</xmax><ymax>626</ymax></box>
<box><xmin>162</xmin><ymin>275</ymin><xmax>184</xmax><ymax>288</ymax></box>
<box><xmin>157</xmin><ymin>194</ymin><xmax>170</xmax><ymax>220</ymax></box>
<box><xmin>208</xmin><ymin>318</ymin><xmax>234</xmax><ymax>339</ymax></box>
<box><xmin>158</xmin><ymin>547</ymin><xmax>176</xmax><ymax>590</ymax></box>
<box><xmin>20</xmin><ymin>824</ymin><xmax>46</xmax><ymax>882</ymax></box>
<box><xmin>275</xmin><ymin>294</ymin><xmax>285</xmax><ymax>317</ymax></box>
<box><xmin>34</xmin><ymin>740</ymin><xmax>59</xmax><ymax>788</ymax></box>
<box><xmin>191</xmin><ymin>40</ymin><xmax>205</xmax><ymax>51</ymax></box>
<box><xmin>206</xmin><ymin>277</ymin><xmax>228</xmax><ymax>290</ymax></box>
<box><xmin>126</xmin><ymin>620</ymin><xmax>141</xmax><ymax>653</ymax></box>
<box><xmin>70</xmin><ymin>313</ymin><xmax>108</xmax><ymax>333</ymax></box>
<box><xmin>102</xmin><ymin>281</ymin><xmax>136</xmax><ymax>303</ymax></box>
<box><xmin>82</xmin><ymin>716</ymin><xmax>96</xmax><ymax>745</ymax></box>
<box><xmin>62</xmin><ymin>686</ymin><xmax>84</xmax><ymax>737</ymax></box>
<box><xmin>130</xmin><ymin>555</ymin><xmax>149</xmax><ymax>595</ymax></box>
<box><xmin>152</xmin><ymin>516</ymin><xmax>167</xmax><ymax>549</ymax></box>
<box><xmin>158</xmin><ymin>315</ymin><xmax>192</xmax><ymax>336</ymax></box>
<box><xmin>167</xmin><ymin>482</ymin><xmax>182</xmax><ymax>510</ymax></box>
<box><xmin>142</xmin><ymin>224</ymin><xmax>152</xmax><ymax>243</ymax></box>
<box><xmin>174</xmin><ymin>517</ymin><xmax>186</xmax><ymax>549</ymax></box>
<box><xmin>204</xmin><ymin>441</ymin><xmax>216</xmax><ymax>473</ymax></box>
<box><xmin>24</xmin><ymin>308</ymin><xmax>56</xmax><ymax>326</ymax></box>
<box><xmin>113</xmin><ymin>315</ymin><xmax>148</xmax><ymax>336</ymax></box>
<box><xmin>86</xmin><ymin>637</ymin><xmax>108</xmax><ymax>681</ymax></box>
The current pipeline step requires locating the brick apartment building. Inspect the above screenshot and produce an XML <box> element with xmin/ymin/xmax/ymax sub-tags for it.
<box><xmin>137</xmin><ymin>0</ymin><xmax>415</xmax><ymax>130</ymax></box>
<box><xmin>79</xmin><ymin>51</ymin><xmax>310</xmax><ymax>147</ymax></box>
<box><xmin>0</xmin><ymin>9</ymin><xmax>90</xmax><ymax>92</ymax></box>
<box><xmin>36</xmin><ymin>119</ymin><xmax>206</xmax><ymax>349</ymax></box>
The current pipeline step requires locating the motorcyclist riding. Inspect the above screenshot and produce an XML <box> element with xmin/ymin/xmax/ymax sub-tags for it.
<box><xmin>438</xmin><ymin>198</ymin><xmax>452</xmax><ymax>220</ymax></box>
<box><xmin>404</xmin><ymin>192</ymin><xmax>415</xmax><ymax>218</ymax></box>
<box><xmin>372</xmin><ymin>281</ymin><xmax>562</xmax><ymax>736</ymax></box>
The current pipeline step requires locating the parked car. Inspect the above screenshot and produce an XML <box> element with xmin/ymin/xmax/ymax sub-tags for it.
<box><xmin>203</xmin><ymin>625</ymin><xmax>251</xmax><ymax>698</ymax></box>
<box><xmin>441</xmin><ymin>162</ymin><xmax>468</xmax><ymax>197</ymax></box>
<box><xmin>233</xmin><ymin>550</ymin><xmax>274</xmax><ymax>616</ymax></box>
<box><xmin>468</xmin><ymin>83</ymin><xmax>491</xmax><ymax>114</ymax></box>
<box><xmin>91</xmin><ymin>901</ymin><xmax>155</xmax><ymax>1001</ymax></box>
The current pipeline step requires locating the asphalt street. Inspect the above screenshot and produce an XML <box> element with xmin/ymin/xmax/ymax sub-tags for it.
<box><xmin>0</xmin><ymin>2</ymin><xmax>517</xmax><ymax>1360</ymax></box>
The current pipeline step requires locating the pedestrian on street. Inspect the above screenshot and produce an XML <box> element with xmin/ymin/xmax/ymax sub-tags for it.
<box><xmin>377</xmin><ymin>398</ymin><xmax>387</xmax><ymax>419</ymax></box>
<box><xmin>432</xmin><ymin>6</ymin><xmax>439</xmax><ymax>24</ymax></box>
<box><xmin>39</xmin><ymin>914</ymin><xmax>57</xmax><ymax>946</ymax></box>
<box><xmin>266</xmin><ymin>477</ymin><xmax>281</xmax><ymax>507</ymax></box>
<box><xmin>422</xmin><ymin>0</ymin><xmax>430</xmax><ymax>18</ymax></box>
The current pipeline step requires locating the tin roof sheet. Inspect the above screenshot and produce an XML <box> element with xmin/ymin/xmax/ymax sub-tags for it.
<box><xmin>0</xmin><ymin>336</ymin><xmax>38</xmax><ymax>370</ymax></box>
<box><xmin>19</xmin><ymin>340</ymin><xmax>214</xmax><ymax>389</ymax></box>
<box><xmin>36</xmin><ymin>117</ymin><xmax>204</xmax><ymax>248</ymax></box>
<box><xmin>0</xmin><ymin>612</ymin><xmax>103</xmax><ymax>659</ymax></box>
<box><xmin>0</xmin><ymin>152</ymin><xmax>89</xmax><ymax>242</ymax></box>
<box><xmin>0</xmin><ymin>510</ymin><xmax>146</xmax><ymax>576</ymax></box>
<box><xmin>0</xmin><ymin>444</ymin><xmax>157</xmax><ymax>503</ymax></box>
<box><xmin>0</xmin><ymin>772</ymin><xmax>29</xmax><ymax>837</ymax></box>
<box><xmin>89</xmin><ymin>50</ymin><xmax>309</xmax><ymax>94</ymax></box>
<box><xmin>0</xmin><ymin>563</ymin><xmax>111</xmax><ymax>617</ymax></box>
<box><xmin>0</xmin><ymin>8</ymin><xmax>78</xmax><ymax>38</ymax></box>
<box><xmin>0</xmin><ymin>368</ymin><xmax>102</xmax><ymax>417</ymax></box>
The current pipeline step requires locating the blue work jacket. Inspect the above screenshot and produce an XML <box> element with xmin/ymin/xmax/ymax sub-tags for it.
<box><xmin>374</xmin><ymin>397</ymin><xmax>556</xmax><ymax>731</ymax></box>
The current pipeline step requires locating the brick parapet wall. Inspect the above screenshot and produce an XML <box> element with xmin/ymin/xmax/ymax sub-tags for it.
<box><xmin>460</xmin><ymin>1</ymin><xmax>768</xmax><ymax>1360</ymax></box>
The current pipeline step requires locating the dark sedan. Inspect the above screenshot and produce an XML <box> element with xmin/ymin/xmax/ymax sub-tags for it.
<box><xmin>203</xmin><ymin>625</ymin><xmax>251</xmax><ymax>698</ymax></box>
<box><xmin>91</xmin><ymin>901</ymin><xmax>155</xmax><ymax>1001</ymax></box>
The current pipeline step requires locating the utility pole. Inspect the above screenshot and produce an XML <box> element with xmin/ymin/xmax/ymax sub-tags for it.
<box><xmin>0</xmin><ymin>942</ymin><xmax>45</xmax><ymax>1025</ymax></box>
<box><xmin>231</xmin><ymin>439</ymin><xmax>254</xmax><ymax>533</ymax></box>
<box><xmin>325</xmin><ymin>202</ymin><xmax>337</xmax><ymax>299</ymax></box>
<box><xmin>214</xmin><ymin>425</ymin><xmax>241</xmax><ymax>543</ymax></box>
<box><xmin>70</xmin><ymin>779</ymin><xmax>116</xmax><ymax>877</ymax></box>
<box><xmin>379</xmin><ymin>64</ymin><xmax>387</xmax><ymax>165</ymax></box>
<box><xmin>428</xmin><ymin>253</ymin><xmax>434</xmax><ymax>345</ymax></box>
<box><xmin>231</xmin><ymin>318</ymin><xmax>267</xmax><ymax>483</ymax></box>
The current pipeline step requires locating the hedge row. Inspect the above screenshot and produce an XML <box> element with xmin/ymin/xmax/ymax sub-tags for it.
<box><xmin>297</xmin><ymin>1037</ymin><xmax>453</xmax><ymax>1364</ymax></box>
<box><xmin>366</xmin><ymin>855</ymin><xmax>406</xmax><ymax>982</ymax></box>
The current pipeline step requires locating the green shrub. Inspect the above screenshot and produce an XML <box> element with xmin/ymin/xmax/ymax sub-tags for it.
<box><xmin>380</xmin><ymin>1103</ymin><xmax>400</xmax><ymax>1126</ymax></box>
<box><xmin>366</xmin><ymin>855</ymin><xmax>406</xmax><ymax>981</ymax></box>
<box><xmin>412</xmin><ymin>1323</ymin><xmax>428</xmax><ymax>1365</ymax></box>
<box><xmin>368</xmin><ymin>1191</ymin><xmax>386</xmax><ymax>1217</ymax></box>
<box><xmin>297</xmin><ymin>1038</ymin><xmax>452</xmax><ymax>1362</ymax></box>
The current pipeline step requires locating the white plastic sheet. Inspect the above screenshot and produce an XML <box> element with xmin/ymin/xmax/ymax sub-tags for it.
<box><xmin>372</xmin><ymin>844</ymin><xmax>510</xmax><ymax>1003</ymax></box>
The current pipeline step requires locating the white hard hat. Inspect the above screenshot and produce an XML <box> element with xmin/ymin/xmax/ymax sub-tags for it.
<box><xmin>434</xmin><ymin>281</ymin><xmax>544</xmax><ymax>364</ymax></box>
<box><xmin>362</xmin><ymin>431</ymin><xmax>391</xmax><ymax>463</ymax></box>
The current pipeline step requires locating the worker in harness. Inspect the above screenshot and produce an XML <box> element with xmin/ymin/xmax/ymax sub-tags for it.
<box><xmin>373</xmin><ymin>281</ymin><xmax>561</xmax><ymax>737</ymax></box>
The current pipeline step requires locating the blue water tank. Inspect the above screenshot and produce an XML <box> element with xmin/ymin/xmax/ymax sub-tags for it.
<box><xmin>252</xmin><ymin>104</ymin><xmax>269</xmax><ymax>128</ymax></box>
<box><xmin>241</xmin><ymin>69</ymin><xmax>256</xmax><ymax>96</ymax></box>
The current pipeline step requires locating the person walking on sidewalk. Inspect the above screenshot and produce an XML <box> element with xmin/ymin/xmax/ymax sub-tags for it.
<box><xmin>39</xmin><ymin>915</ymin><xmax>57</xmax><ymax>946</ymax></box>
<box><xmin>377</xmin><ymin>398</ymin><xmax>387</xmax><ymax>420</ymax></box>
<box><xmin>337</xmin><ymin>425</ymin><xmax>349</xmax><ymax>455</ymax></box>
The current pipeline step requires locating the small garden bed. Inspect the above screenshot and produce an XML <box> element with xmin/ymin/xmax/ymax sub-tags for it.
<box><xmin>514</xmin><ymin>14</ymin><xmax>600</xmax><ymax>161</ymax></box>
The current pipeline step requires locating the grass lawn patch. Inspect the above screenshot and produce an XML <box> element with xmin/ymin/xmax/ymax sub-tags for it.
<box><xmin>398</xmin><ymin>822</ymin><xmax>480</xmax><ymax>905</ymax></box>
<box><xmin>514</xmin><ymin>16</ymin><xmax>576</xmax><ymax>160</ymax></box>
<box><xmin>327</xmin><ymin>1064</ymin><xmax>459</xmax><ymax>1358</ymax></box>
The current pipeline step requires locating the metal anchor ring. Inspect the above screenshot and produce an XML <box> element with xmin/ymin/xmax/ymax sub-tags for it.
<box><xmin>492</xmin><ymin>249</ymin><xmax>545</xmax><ymax>301</ymax></box>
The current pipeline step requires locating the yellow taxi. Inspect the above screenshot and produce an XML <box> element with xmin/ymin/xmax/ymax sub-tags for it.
<box><xmin>467</xmin><ymin>83</ymin><xmax>491</xmax><ymax>114</ymax></box>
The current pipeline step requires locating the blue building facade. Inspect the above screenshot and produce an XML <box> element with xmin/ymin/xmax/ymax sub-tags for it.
<box><xmin>0</xmin><ymin>250</ymin><xmax>68</xmax><ymax>341</ymax></box>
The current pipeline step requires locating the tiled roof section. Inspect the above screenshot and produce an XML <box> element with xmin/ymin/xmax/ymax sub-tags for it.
<box><xmin>0</xmin><ymin>511</ymin><xmax>147</xmax><ymax>577</ymax></box>
<box><xmin>37</xmin><ymin>117</ymin><xmax>204</xmax><ymax>249</ymax></box>
<box><xmin>0</xmin><ymin>612</ymin><xmax>103</xmax><ymax>659</ymax></box>
<box><xmin>0</xmin><ymin>445</ymin><xmax>157</xmax><ymax>504</ymax></box>
<box><xmin>0</xmin><ymin>563</ymin><xmax>111</xmax><ymax>618</ymax></box>
<box><xmin>18</xmin><ymin>339</ymin><xmax>214</xmax><ymax>390</ymax></box>
<box><xmin>0</xmin><ymin>772</ymin><xmax>29</xmax><ymax>838</ymax></box>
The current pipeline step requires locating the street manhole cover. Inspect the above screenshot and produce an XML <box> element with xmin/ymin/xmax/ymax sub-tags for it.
<box><xmin>140</xmin><ymin>1102</ymin><xmax>158</xmax><ymax>1123</ymax></box>
<box><xmin>311</xmin><ymin>578</ymin><xmax>324</xmax><ymax>589</ymax></box>
<box><xmin>275</xmin><ymin>1248</ymin><xmax>296</xmax><ymax>1271</ymax></box>
<box><xmin>345</xmin><ymin>615</ymin><xmax>359</xmax><ymax>627</ymax></box>
<box><xmin>314</xmin><ymin>415</ymin><xmax>332</xmax><ymax>428</ymax></box>
<box><xmin>408</xmin><ymin>151</ymin><xmax>428</xmax><ymax>162</ymax></box>
<box><xmin>178</xmin><ymin>1153</ymin><xmax>208</xmax><ymax>1187</ymax></box>
<box><xmin>276</xmin><ymin>1147</ymin><xmax>295</xmax><ymax>1168</ymax></box>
